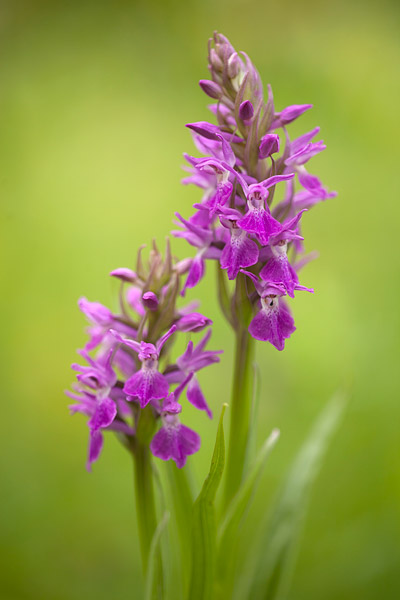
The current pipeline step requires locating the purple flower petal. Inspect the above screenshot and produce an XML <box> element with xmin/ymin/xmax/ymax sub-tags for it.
<box><xmin>238</xmin><ymin>207</ymin><xmax>281</xmax><ymax>246</ymax></box>
<box><xmin>78</xmin><ymin>298</ymin><xmax>113</xmax><ymax>326</ymax></box>
<box><xmin>187</xmin><ymin>376</ymin><xmax>213</xmax><ymax>419</ymax></box>
<box><xmin>87</xmin><ymin>430</ymin><xmax>104</xmax><ymax>471</ymax></box>
<box><xmin>259</xmin><ymin>134</ymin><xmax>280</xmax><ymax>159</ymax></box>
<box><xmin>109</xmin><ymin>268</ymin><xmax>137</xmax><ymax>282</ymax></box>
<box><xmin>88</xmin><ymin>397</ymin><xmax>117</xmax><ymax>432</ymax></box>
<box><xmin>142</xmin><ymin>291</ymin><xmax>159</xmax><ymax>311</ymax></box>
<box><xmin>220</xmin><ymin>229</ymin><xmax>259</xmax><ymax>280</ymax></box>
<box><xmin>123</xmin><ymin>369</ymin><xmax>169</xmax><ymax>407</ymax></box>
<box><xmin>176</xmin><ymin>312</ymin><xmax>213</xmax><ymax>332</ymax></box>
<box><xmin>181</xmin><ymin>254</ymin><xmax>205</xmax><ymax>295</ymax></box>
<box><xmin>260</xmin><ymin>256</ymin><xmax>299</xmax><ymax>298</ymax></box>
<box><xmin>150</xmin><ymin>422</ymin><xmax>201</xmax><ymax>468</ymax></box>
<box><xmin>249</xmin><ymin>297</ymin><xmax>296</xmax><ymax>350</ymax></box>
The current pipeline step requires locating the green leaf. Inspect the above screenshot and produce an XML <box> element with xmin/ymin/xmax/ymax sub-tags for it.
<box><xmin>242</xmin><ymin>392</ymin><xmax>346</xmax><ymax>600</ymax></box>
<box><xmin>187</xmin><ymin>404</ymin><xmax>228</xmax><ymax>600</ymax></box>
<box><xmin>145</xmin><ymin>510</ymin><xmax>170</xmax><ymax>600</ymax></box>
<box><xmin>165</xmin><ymin>461</ymin><xmax>194</xmax><ymax>597</ymax></box>
<box><xmin>216</xmin><ymin>429</ymin><xmax>280</xmax><ymax>599</ymax></box>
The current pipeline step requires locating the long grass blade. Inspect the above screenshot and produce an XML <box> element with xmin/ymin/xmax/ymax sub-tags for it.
<box><xmin>187</xmin><ymin>404</ymin><xmax>228</xmax><ymax>600</ymax></box>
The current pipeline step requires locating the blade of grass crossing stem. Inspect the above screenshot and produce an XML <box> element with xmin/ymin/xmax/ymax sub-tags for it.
<box><xmin>245</xmin><ymin>362</ymin><xmax>262</xmax><ymax>467</ymax></box>
<box><xmin>166</xmin><ymin>461</ymin><xmax>194</xmax><ymax>596</ymax></box>
<box><xmin>188</xmin><ymin>404</ymin><xmax>228</xmax><ymax>600</ymax></box>
<box><xmin>247</xmin><ymin>392</ymin><xmax>346</xmax><ymax>600</ymax></box>
<box><xmin>145</xmin><ymin>511</ymin><xmax>170</xmax><ymax>600</ymax></box>
<box><xmin>216</xmin><ymin>429</ymin><xmax>280</xmax><ymax>599</ymax></box>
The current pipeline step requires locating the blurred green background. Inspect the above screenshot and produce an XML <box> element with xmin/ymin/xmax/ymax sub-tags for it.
<box><xmin>1</xmin><ymin>0</ymin><xmax>399</xmax><ymax>598</ymax></box>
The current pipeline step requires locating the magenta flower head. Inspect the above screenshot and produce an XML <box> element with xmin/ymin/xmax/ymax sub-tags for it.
<box><xmin>67</xmin><ymin>240</ymin><xmax>222</xmax><ymax>470</ymax></box>
<box><xmin>178</xmin><ymin>31</ymin><xmax>335</xmax><ymax>351</ymax></box>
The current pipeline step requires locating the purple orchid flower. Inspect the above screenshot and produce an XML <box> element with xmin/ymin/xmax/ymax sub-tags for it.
<box><xmin>67</xmin><ymin>350</ymin><xmax>123</xmax><ymax>470</ymax></box>
<box><xmin>259</xmin><ymin>210</ymin><xmax>312</xmax><ymax>297</ymax></box>
<box><xmin>219</xmin><ymin>212</ymin><xmax>259</xmax><ymax>280</ymax></box>
<box><xmin>111</xmin><ymin>325</ymin><xmax>177</xmax><ymax>408</ymax></box>
<box><xmin>172</xmin><ymin>212</ymin><xmax>222</xmax><ymax>295</ymax></box>
<box><xmin>165</xmin><ymin>330</ymin><xmax>222</xmax><ymax>418</ymax></box>
<box><xmin>234</xmin><ymin>174</ymin><xmax>294</xmax><ymax>245</ymax></box>
<box><xmin>248</xmin><ymin>284</ymin><xmax>296</xmax><ymax>350</ymax></box>
<box><xmin>150</xmin><ymin>393</ymin><xmax>201</xmax><ymax>468</ymax></box>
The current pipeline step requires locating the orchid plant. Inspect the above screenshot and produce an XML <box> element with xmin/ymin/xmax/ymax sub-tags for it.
<box><xmin>67</xmin><ymin>32</ymin><xmax>344</xmax><ymax>600</ymax></box>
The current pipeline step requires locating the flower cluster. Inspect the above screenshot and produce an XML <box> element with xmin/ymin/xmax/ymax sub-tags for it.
<box><xmin>66</xmin><ymin>241</ymin><xmax>222</xmax><ymax>469</ymax></box>
<box><xmin>176</xmin><ymin>32</ymin><xmax>336</xmax><ymax>350</ymax></box>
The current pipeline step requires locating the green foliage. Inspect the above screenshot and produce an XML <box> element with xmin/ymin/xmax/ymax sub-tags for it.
<box><xmin>216</xmin><ymin>429</ymin><xmax>280</xmax><ymax>598</ymax></box>
<box><xmin>244</xmin><ymin>393</ymin><xmax>346</xmax><ymax>600</ymax></box>
<box><xmin>188</xmin><ymin>404</ymin><xmax>228</xmax><ymax>600</ymax></box>
<box><xmin>145</xmin><ymin>511</ymin><xmax>170</xmax><ymax>600</ymax></box>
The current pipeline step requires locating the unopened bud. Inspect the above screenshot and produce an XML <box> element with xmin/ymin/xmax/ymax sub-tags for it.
<box><xmin>174</xmin><ymin>257</ymin><xmax>192</xmax><ymax>275</ymax></box>
<box><xmin>199</xmin><ymin>79</ymin><xmax>222</xmax><ymax>99</ymax></box>
<box><xmin>259</xmin><ymin>134</ymin><xmax>280</xmax><ymax>158</ymax></box>
<box><xmin>209</xmin><ymin>48</ymin><xmax>223</xmax><ymax>71</ymax></box>
<box><xmin>227</xmin><ymin>53</ymin><xmax>240</xmax><ymax>78</ymax></box>
<box><xmin>176</xmin><ymin>312</ymin><xmax>212</xmax><ymax>333</ymax></box>
<box><xmin>109</xmin><ymin>268</ymin><xmax>137</xmax><ymax>283</ymax></box>
<box><xmin>142</xmin><ymin>291</ymin><xmax>159</xmax><ymax>311</ymax></box>
<box><xmin>239</xmin><ymin>100</ymin><xmax>254</xmax><ymax>121</ymax></box>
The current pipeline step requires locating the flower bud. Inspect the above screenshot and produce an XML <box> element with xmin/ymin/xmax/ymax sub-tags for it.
<box><xmin>176</xmin><ymin>312</ymin><xmax>212</xmax><ymax>333</ymax></box>
<box><xmin>199</xmin><ymin>79</ymin><xmax>222</xmax><ymax>99</ymax></box>
<box><xmin>174</xmin><ymin>257</ymin><xmax>192</xmax><ymax>275</ymax></box>
<box><xmin>259</xmin><ymin>133</ymin><xmax>280</xmax><ymax>158</ymax></box>
<box><xmin>209</xmin><ymin>48</ymin><xmax>223</xmax><ymax>71</ymax></box>
<box><xmin>109</xmin><ymin>268</ymin><xmax>137</xmax><ymax>282</ymax></box>
<box><xmin>227</xmin><ymin>53</ymin><xmax>240</xmax><ymax>78</ymax></box>
<box><xmin>142</xmin><ymin>291</ymin><xmax>159</xmax><ymax>311</ymax></box>
<box><xmin>239</xmin><ymin>100</ymin><xmax>254</xmax><ymax>121</ymax></box>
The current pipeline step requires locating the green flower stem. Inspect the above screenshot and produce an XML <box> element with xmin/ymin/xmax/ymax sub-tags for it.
<box><xmin>131</xmin><ymin>407</ymin><xmax>163</xmax><ymax>597</ymax></box>
<box><xmin>223</xmin><ymin>324</ymin><xmax>255</xmax><ymax>508</ymax></box>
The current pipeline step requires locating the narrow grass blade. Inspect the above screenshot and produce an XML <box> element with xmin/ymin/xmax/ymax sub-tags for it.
<box><xmin>216</xmin><ymin>429</ymin><xmax>280</xmax><ymax>598</ymax></box>
<box><xmin>145</xmin><ymin>510</ymin><xmax>170</xmax><ymax>600</ymax></box>
<box><xmin>246</xmin><ymin>392</ymin><xmax>346</xmax><ymax>600</ymax></box>
<box><xmin>188</xmin><ymin>404</ymin><xmax>228</xmax><ymax>600</ymax></box>
<box><xmin>165</xmin><ymin>461</ymin><xmax>194</xmax><ymax>596</ymax></box>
